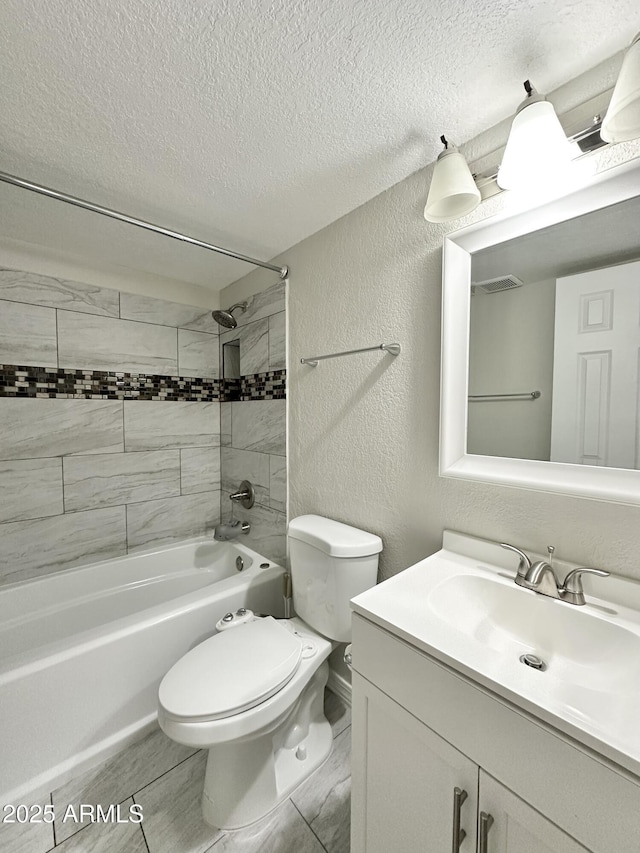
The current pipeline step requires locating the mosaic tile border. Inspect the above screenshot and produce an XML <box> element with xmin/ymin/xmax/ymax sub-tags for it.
<box><xmin>0</xmin><ymin>365</ymin><xmax>286</xmax><ymax>402</ymax></box>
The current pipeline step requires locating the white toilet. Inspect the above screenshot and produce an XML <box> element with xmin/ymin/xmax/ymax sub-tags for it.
<box><xmin>157</xmin><ymin>514</ymin><xmax>382</xmax><ymax>829</ymax></box>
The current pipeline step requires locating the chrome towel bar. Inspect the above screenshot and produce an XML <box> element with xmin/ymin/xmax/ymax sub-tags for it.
<box><xmin>468</xmin><ymin>390</ymin><xmax>541</xmax><ymax>401</ymax></box>
<box><xmin>301</xmin><ymin>342</ymin><xmax>401</xmax><ymax>367</ymax></box>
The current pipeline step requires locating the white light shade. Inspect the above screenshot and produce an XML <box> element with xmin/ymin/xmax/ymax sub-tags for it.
<box><xmin>424</xmin><ymin>147</ymin><xmax>481</xmax><ymax>223</ymax></box>
<box><xmin>601</xmin><ymin>32</ymin><xmax>640</xmax><ymax>143</ymax></box>
<box><xmin>497</xmin><ymin>99</ymin><xmax>572</xmax><ymax>191</ymax></box>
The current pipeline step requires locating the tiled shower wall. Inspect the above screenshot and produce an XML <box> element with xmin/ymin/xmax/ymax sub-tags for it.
<box><xmin>0</xmin><ymin>270</ymin><xmax>288</xmax><ymax>587</ymax></box>
<box><xmin>0</xmin><ymin>268</ymin><xmax>222</xmax><ymax>587</ymax></box>
<box><xmin>219</xmin><ymin>281</ymin><xmax>288</xmax><ymax>565</ymax></box>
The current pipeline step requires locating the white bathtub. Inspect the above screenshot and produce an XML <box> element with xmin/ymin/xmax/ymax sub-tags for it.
<box><xmin>0</xmin><ymin>538</ymin><xmax>285</xmax><ymax>804</ymax></box>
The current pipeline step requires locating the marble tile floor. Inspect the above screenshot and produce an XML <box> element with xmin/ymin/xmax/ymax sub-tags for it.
<box><xmin>1</xmin><ymin>689</ymin><xmax>352</xmax><ymax>853</ymax></box>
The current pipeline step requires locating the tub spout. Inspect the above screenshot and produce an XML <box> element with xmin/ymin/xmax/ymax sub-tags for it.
<box><xmin>213</xmin><ymin>520</ymin><xmax>251</xmax><ymax>541</ymax></box>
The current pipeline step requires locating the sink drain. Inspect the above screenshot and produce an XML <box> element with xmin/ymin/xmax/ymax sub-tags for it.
<box><xmin>519</xmin><ymin>653</ymin><xmax>547</xmax><ymax>671</ymax></box>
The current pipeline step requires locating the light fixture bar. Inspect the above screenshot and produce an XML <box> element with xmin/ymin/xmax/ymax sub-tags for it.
<box><xmin>470</xmin><ymin>88</ymin><xmax>613</xmax><ymax>199</ymax></box>
<box><xmin>0</xmin><ymin>169</ymin><xmax>289</xmax><ymax>278</ymax></box>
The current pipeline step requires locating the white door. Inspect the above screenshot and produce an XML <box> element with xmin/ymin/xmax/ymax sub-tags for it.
<box><xmin>478</xmin><ymin>772</ymin><xmax>591</xmax><ymax>852</ymax></box>
<box><xmin>351</xmin><ymin>674</ymin><xmax>478</xmax><ymax>853</ymax></box>
<box><xmin>551</xmin><ymin>259</ymin><xmax>640</xmax><ymax>468</ymax></box>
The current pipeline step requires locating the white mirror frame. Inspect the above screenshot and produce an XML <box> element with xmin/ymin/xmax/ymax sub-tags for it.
<box><xmin>440</xmin><ymin>157</ymin><xmax>640</xmax><ymax>506</ymax></box>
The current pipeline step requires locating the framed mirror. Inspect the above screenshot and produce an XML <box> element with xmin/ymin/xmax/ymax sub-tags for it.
<box><xmin>440</xmin><ymin>157</ymin><xmax>640</xmax><ymax>505</ymax></box>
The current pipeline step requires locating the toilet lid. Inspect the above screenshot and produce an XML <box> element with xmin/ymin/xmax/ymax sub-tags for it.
<box><xmin>158</xmin><ymin>617</ymin><xmax>303</xmax><ymax>721</ymax></box>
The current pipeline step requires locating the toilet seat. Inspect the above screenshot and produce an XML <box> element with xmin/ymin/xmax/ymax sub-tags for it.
<box><xmin>159</xmin><ymin>617</ymin><xmax>302</xmax><ymax>722</ymax></box>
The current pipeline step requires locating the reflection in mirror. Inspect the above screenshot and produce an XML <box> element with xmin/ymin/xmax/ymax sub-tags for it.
<box><xmin>468</xmin><ymin>194</ymin><xmax>640</xmax><ymax>469</ymax></box>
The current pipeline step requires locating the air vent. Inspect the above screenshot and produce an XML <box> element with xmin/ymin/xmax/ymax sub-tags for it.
<box><xmin>472</xmin><ymin>274</ymin><xmax>524</xmax><ymax>295</ymax></box>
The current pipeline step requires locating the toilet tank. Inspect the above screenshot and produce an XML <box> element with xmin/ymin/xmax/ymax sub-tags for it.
<box><xmin>288</xmin><ymin>515</ymin><xmax>382</xmax><ymax>642</ymax></box>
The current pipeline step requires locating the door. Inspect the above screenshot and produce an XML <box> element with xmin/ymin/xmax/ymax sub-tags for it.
<box><xmin>478</xmin><ymin>772</ymin><xmax>591</xmax><ymax>853</ymax></box>
<box><xmin>551</xmin><ymin>259</ymin><xmax>640</xmax><ymax>468</ymax></box>
<box><xmin>351</xmin><ymin>673</ymin><xmax>478</xmax><ymax>853</ymax></box>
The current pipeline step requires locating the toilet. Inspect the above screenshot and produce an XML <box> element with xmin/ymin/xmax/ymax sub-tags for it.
<box><xmin>157</xmin><ymin>514</ymin><xmax>382</xmax><ymax>829</ymax></box>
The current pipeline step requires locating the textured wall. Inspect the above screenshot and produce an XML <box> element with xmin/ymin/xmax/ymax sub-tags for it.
<box><xmin>222</xmin><ymin>60</ymin><xmax>640</xmax><ymax>583</ymax></box>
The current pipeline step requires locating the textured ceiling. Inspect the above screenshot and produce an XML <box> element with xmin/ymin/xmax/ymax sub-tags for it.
<box><xmin>0</xmin><ymin>0</ymin><xmax>638</xmax><ymax>291</ymax></box>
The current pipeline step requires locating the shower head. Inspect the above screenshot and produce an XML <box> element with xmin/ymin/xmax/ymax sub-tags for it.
<box><xmin>212</xmin><ymin>302</ymin><xmax>248</xmax><ymax>330</ymax></box>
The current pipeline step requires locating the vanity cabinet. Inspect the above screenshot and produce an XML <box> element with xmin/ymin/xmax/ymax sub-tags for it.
<box><xmin>350</xmin><ymin>614</ymin><xmax>640</xmax><ymax>853</ymax></box>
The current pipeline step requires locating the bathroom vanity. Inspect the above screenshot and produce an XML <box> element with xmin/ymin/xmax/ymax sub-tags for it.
<box><xmin>349</xmin><ymin>532</ymin><xmax>640</xmax><ymax>853</ymax></box>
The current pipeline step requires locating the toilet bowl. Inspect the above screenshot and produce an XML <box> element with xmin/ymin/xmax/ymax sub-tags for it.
<box><xmin>158</xmin><ymin>515</ymin><xmax>382</xmax><ymax>829</ymax></box>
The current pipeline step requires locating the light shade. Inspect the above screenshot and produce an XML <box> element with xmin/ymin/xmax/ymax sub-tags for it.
<box><xmin>601</xmin><ymin>32</ymin><xmax>640</xmax><ymax>143</ymax></box>
<box><xmin>424</xmin><ymin>139</ymin><xmax>481</xmax><ymax>223</ymax></box>
<box><xmin>497</xmin><ymin>83</ymin><xmax>572</xmax><ymax>191</ymax></box>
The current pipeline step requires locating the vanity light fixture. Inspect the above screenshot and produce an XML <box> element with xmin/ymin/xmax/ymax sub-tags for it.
<box><xmin>423</xmin><ymin>135</ymin><xmax>481</xmax><ymax>223</ymax></box>
<box><xmin>497</xmin><ymin>80</ymin><xmax>572</xmax><ymax>191</ymax></box>
<box><xmin>601</xmin><ymin>31</ymin><xmax>640</xmax><ymax>142</ymax></box>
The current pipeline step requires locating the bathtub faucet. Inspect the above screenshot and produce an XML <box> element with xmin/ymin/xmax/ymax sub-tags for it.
<box><xmin>214</xmin><ymin>520</ymin><xmax>251</xmax><ymax>541</ymax></box>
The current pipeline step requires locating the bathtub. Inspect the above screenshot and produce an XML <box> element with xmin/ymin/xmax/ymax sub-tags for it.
<box><xmin>0</xmin><ymin>538</ymin><xmax>285</xmax><ymax>804</ymax></box>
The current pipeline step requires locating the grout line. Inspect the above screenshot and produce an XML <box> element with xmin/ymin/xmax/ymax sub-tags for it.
<box><xmin>132</xmin><ymin>794</ymin><xmax>152</xmax><ymax>853</ymax></box>
<box><xmin>50</xmin><ymin>791</ymin><xmax>57</xmax><ymax>848</ymax></box>
<box><xmin>132</xmin><ymin>749</ymin><xmax>202</xmax><ymax>799</ymax></box>
<box><xmin>290</xmin><ymin>799</ymin><xmax>331</xmax><ymax>853</ymax></box>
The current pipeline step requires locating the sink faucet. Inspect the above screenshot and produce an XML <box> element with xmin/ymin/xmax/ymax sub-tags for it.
<box><xmin>500</xmin><ymin>543</ymin><xmax>609</xmax><ymax>605</ymax></box>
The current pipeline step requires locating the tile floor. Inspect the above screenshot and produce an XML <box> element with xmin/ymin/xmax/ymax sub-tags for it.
<box><xmin>1</xmin><ymin>690</ymin><xmax>352</xmax><ymax>853</ymax></box>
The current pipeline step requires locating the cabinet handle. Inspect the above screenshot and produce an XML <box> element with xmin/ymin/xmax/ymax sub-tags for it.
<box><xmin>451</xmin><ymin>787</ymin><xmax>468</xmax><ymax>851</ymax></box>
<box><xmin>478</xmin><ymin>812</ymin><xmax>494</xmax><ymax>853</ymax></box>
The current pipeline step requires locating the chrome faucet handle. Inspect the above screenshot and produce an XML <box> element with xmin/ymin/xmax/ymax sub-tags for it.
<box><xmin>500</xmin><ymin>543</ymin><xmax>532</xmax><ymax>580</ymax></box>
<box><xmin>561</xmin><ymin>567</ymin><xmax>610</xmax><ymax>606</ymax></box>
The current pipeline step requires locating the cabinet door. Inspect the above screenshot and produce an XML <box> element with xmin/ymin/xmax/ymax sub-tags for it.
<box><xmin>351</xmin><ymin>673</ymin><xmax>478</xmax><ymax>853</ymax></box>
<box><xmin>478</xmin><ymin>772</ymin><xmax>591</xmax><ymax>853</ymax></box>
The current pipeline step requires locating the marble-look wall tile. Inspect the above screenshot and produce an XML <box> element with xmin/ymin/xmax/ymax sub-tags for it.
<box><xmin>221</xmin><ymin>338</ymin><xmax>241</xmax><ymax>379</ymax></box>
<box><xmin>220</xmin><ymin>402</ymin><xmax>232</xmax><ymax>446</ymax></box>
<box><xmin>235</xmin><ymin>280</ymin><xmax>285</xmax><ymax>328</ymax></box>
<box><xmin>269</xmin><ymin>455</ymin><xmax>287</xmax><ymax>512</ymax></box>
<box><xmin>231</xmin><ymin>400</ymin><xmax>286</xmax><ymax>455</ymax></box>
<box><xmin>57</xmin><ymin>312</ymin><xmax>178</xmax><ymax>374</ymax></box>
<box><xmin>0</xmin><ymin>506</ymin><xmax>127</xmax><ymax>586</ymax></box>
<box><xmin>0</xmin><ymin>300</ymin><xmax>58</xmax><ymax>367</ymax></box>
<box><xmin>0</xmin><ymin>459</ymin><xmax>63</xmax><ymax>523</ymax></box>
<box><xmin>120</xmin><ymin>292</ymin><xmax>219</xmax><ymax>332</ymax></box>
<box><xmin>177</xmin><ymin>329</ymin><xmax>219</xmax><ymax>378</ymax></box>
<box><xmin>124</xmin><ymin>401</ymin><xmax>219</xmax><ymax>450</ymax></box>
<box><xmin>180</xmin><ymin>447</ymin><xmax>221</xmax><ymax>495</ymax></box>
<box><xmin>0</xmin><ymin>268</ymin><xmax>119</xmax><ymax>316</ymax></box>
<box><xmin>126</xmin><ymin>491</ymin><xmax>220</xmax><ymax>552</ymax></box>
<box><xmin>63</xmin><ymin>451</ymin><xmax>180</xmax><ymax>512</ymax></box>
<box><xmin>221</xmin><ymin>447</ymin><xmax>270</xmax><ymax>506</ymax></box>
<box><xmin>232</xmin><ymin>502</ymin><xmax>286</xmax><ymax>565</ymax></box>
<box><xmin>53</xmin><ymin>727</ymin><xmax>196</xmax><ymax>844</ymax></box>
<box><xmin>0</xmin><ymin>399</ymin><xmax>124</xmax><ymax>459</ymax></box>
<box><xmin>239</xmin><ymin>318</ymin><xmax>270</xmax><ymax>375</ymax></box>
<box><xmin>269</xmin><ymin>311</ymin><xmax>286</xmax><ymax>370</ymax></box>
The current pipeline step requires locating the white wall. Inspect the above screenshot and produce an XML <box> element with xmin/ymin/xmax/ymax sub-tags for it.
<box><xmin>221</xmin><ymin>57</ymin><xmax>640</xmax><ymax>582</ymax></box>
<box><xmin>468</xmin><ymin>278</ymin><xmax>555</xmax><ymax>460</ymax></box>
<box><xmin>0</xmin><ymin>235</ymin><xmax>219</xmax><ymax>309</ymax></box>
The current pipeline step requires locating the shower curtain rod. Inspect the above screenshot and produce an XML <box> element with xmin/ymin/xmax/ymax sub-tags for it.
<box><xmin>0</xmin><ymin>170</ymin><xmax>289</xmax><ymax>278</ymax></box>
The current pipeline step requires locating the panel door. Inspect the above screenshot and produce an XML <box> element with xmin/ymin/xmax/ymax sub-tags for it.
<box><xmin>351</xmin><ymin>673</ymin><xmax>478</xmax><ymax>853</ymax></box>
<box><xmin>551</xmin><ymin>259</ymin><xmax>640</xmax><ymax>468</ymax></box>
<box><xmin>478</xmin><ymin>772</ymin><xmax>591</xmax><ymax>853</ymax></box>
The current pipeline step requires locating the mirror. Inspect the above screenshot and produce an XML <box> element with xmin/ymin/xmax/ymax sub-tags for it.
<box><xmin>440</xmin><ymin>157</ymin><xmax>640</xmax><ymax>505</ymax></box>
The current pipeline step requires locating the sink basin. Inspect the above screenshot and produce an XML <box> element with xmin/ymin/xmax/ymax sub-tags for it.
<box><xmin>351</xmin><ymin>530</ymin><xmax>640</xmax><ymax>776</ymax></box>
<box><xmin>428</xmin><ymin>573</ymin><xmax>640</xmax><ymax>693</ymax></box>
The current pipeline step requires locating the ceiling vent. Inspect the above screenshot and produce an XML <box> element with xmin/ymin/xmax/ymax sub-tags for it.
<box><xmin>471</xmin><ymin>274</ymin><xmax>524</xmax><ymax>295</ymax></box>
